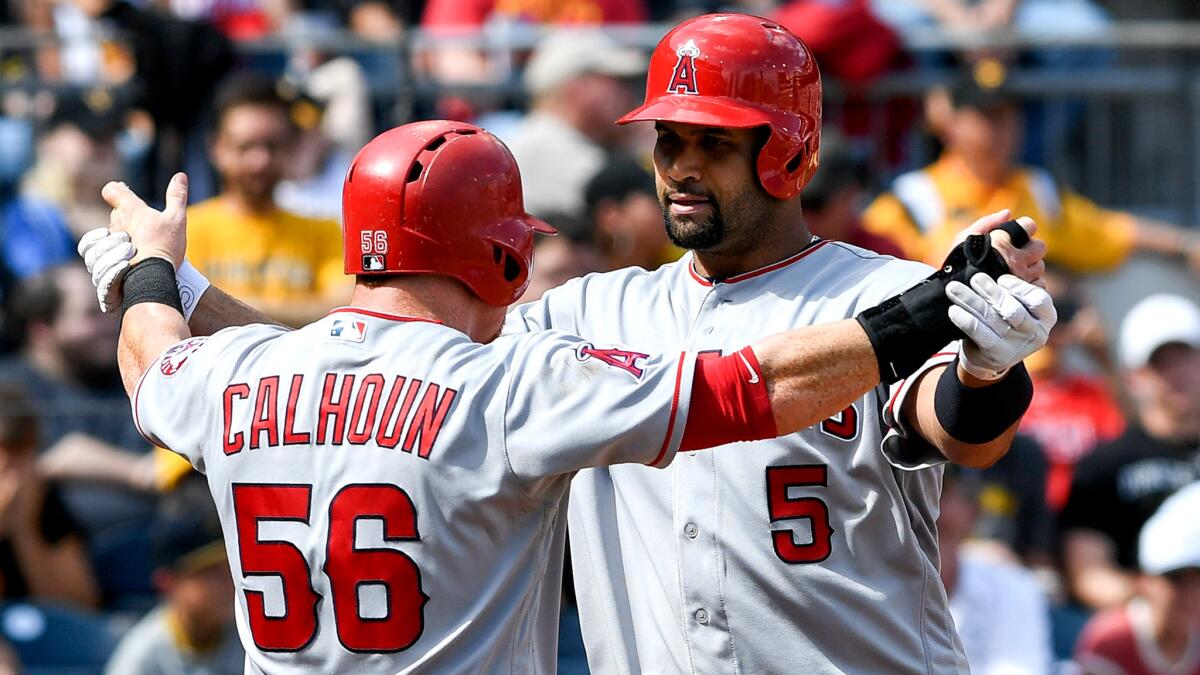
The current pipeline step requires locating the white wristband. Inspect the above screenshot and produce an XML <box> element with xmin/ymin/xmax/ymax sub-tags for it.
<box><xmin>176</xmin><ymin>259</ymin><xmax>211</xmax><ymax>322</ymax></box>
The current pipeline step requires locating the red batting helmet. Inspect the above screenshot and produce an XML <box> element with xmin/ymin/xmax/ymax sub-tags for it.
<box><xmin>342</xmin><ymin>120</ymin><xmax>555</xmax><ymax>307</ymax></box>
<box><xmin>618</xmin><ymin>13</ymin><xmax>822</xmax><ymax>200</ymax></box>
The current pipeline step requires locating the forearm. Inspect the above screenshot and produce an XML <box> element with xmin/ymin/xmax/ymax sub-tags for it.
<box><xmin>753</xmin><ymin>319</ymin><xmax>880</xmax><ymax>434</ymax></box>
<box><xmin>40</xmin><ymin>434</ymin><xmax>156</xmax><ymax>491</ymax></box>
<box><xmin>118</xmin><ymin>302</ymin><xmax>190</xmax><ymax>397</ymax></box>
<box><xmin>188</xmin><ymin>285</ymin><xmax>282</xmax><ymax>336</ymax></box>
<box><xmin>11</xmin><ymin>533</ymin><xmax>100</xmax><ymax>608</ymax></box>
<box><xmin>1132</xmin><ymin>217</ymin><xmax>1197</xmax><ymax>257</ymax></box>
<box><xmin>1064</xmin><ymin>531</ymin><xmax>1136</xmax><ymax>609</ymax></box>
<box><xmin>903</xmin><ymin>362</ymin><xmax>1024</xmax><ymax>468</ymax></box>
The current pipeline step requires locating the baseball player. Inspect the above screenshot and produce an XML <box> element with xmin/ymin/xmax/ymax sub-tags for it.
<box><xmin>97</xmin><ymin>118</ymin><xmax>1049</xmax><ymax>673</ymax></box>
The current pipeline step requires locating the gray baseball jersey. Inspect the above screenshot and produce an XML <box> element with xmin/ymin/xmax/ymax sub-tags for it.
<box><xmin>506</xmin><ymin>239</ymin><xmax>970</xmax><ymax>674</ymax></box>
<box><xmin>132</xmin><ymin>308</ymin><xmax>699</xmax><ymax>674</ymax></box>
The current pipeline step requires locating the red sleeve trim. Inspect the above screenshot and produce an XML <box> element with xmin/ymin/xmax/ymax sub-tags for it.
<box><xmin>649</xmin><ymin>353</ymin><xmax>688</xmax><ymax>467</ymax></box>
<box><xmin>887</xmin><ymin>350</ymin><xmax>957</xmax><ymax>419</ymax></box>
<box><xmin>131</xmin><ymin>362</ymin><xmax>157</xmax><ymax>446</ymax></box>
<box><xmin>680</xmin><ymin>346</ymin><xmax>777</xmax><ymax>452</ymax></box>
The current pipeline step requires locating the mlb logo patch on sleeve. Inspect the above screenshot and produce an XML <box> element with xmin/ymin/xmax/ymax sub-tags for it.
<box><xmin>330</xmin><ymin>319</ymin><xmax>368</xmax><ymax>343</ymax></box>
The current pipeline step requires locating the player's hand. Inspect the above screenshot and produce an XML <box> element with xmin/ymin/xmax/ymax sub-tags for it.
<box><xmin>101</xmin><ymin>172</ymin><xmax>189</xmax><ymax>269</ymax></box>
<box><xmin>77</xmin><ymin>227</ymin><xmax>136</xmax><ymax>313</ymax></box>
<box><xmin>946</xmin><ymin>273</ymin><xmax>1057</xmax><ymax>380</ymax></box>
<box><xmin>954</xmin><ymin>210</ymin><xmax>1047</xmax><ymax>287</ymax></box>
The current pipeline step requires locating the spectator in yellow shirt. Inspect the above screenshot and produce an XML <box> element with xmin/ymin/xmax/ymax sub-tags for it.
<box><xmin>863</xmin><ymin>63</ymin><xmax>1200</xmax><ymax>274</ymax></box>
<box><xmin>187</xmin><ymin>75</ymin><xmax>350</xmax><ymax>327</ymax></box>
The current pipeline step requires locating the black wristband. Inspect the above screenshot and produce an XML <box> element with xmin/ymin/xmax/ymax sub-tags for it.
<box><xmin>120</xmin><ymin>257</ymin><xmax>183</xmax><ymax>315</ymax></box>
<box><xmin>934</xmin><ymin>361</ymin><xmax>1033</xmax><ymax>444</ymax></box>
<box><xmin>998</xmin><ymin>219</ymin><xmax>1030</xmax><ymax>248</ymax></box>
<box><xmin>856</xmin><ymin>229</ymin><xmax>1014</xmax><ymax>383</ymax></box>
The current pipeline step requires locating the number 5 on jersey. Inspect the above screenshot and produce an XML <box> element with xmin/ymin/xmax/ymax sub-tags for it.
<box><xmin>233</xmin><ymin>483</ymin><xmax>427</xmax><ymax>653</ymax></box>
<box><xmin>765</xmin><ymin>465</ymin><xmax>834</xmax><ymax>564</ymax></box>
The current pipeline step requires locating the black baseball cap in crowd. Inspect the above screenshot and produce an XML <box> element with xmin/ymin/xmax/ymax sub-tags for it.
<box><xmin>801</xmin><ymin>132</ymin><xmax>868</xmax><ymax>211</ymax></box>
<box><xmin>584</xmin><ymin>155</ymin><xmax>656</xmax><ymax>216</ymax></box>
<box><xmin>150</xmin><ymin>481</ymin><xmax>226</xmax><ymax>574</ymax></box>
<box><xmin>946</xmin><ymin>59</ymin><xmax>1018</xmax><ymax>112</ymax></box>
<box><xmin>44</xmin><ymin>88</ymin><xmax>126</xmax><ymax>140</ymax></box>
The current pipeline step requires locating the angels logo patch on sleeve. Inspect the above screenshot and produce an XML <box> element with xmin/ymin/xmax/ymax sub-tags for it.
<box><xmin>160</xmin><ymin>337</ymin><xmax>208</xmax><ymax>377</ymax></box>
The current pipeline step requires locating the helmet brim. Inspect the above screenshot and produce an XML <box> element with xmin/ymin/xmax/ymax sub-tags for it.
<box><xmin>616</xmin><ymin>95</ymin><xmax>773</xmax><ymax>129</ymax></box>
<box><xmin>526</xmin><ymin>214</ymin><xmax>558</xmax><ymax>235</ymax></box>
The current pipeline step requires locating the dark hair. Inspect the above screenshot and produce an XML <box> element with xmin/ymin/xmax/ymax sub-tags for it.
<box><xmin>5</xmin><ymin>265</ymin><xmax>68</xmax><ymax>346</ymax></box>
<box><xmin>801</xmin><ymin>133</ymin><xmax>867</xmax><ymax>212</ymax></box>
<box><xmin>0</xmin><ymin>383</ymin><xmax>37</xmax><ymax>451</ymax></box>
<box><xmin>536</xmin><ymin>212</ymin><xmax>594</xmax><ymax>246</ymax></box>
<box><xmin>212</xmin><ymin>73</ymin><xmax>294</xmax><ymax>134</ymax></box>
<box><xmin>584</xmin><ymin>155</ymin><xmax>656</xmax><ymax>218</ymax></box>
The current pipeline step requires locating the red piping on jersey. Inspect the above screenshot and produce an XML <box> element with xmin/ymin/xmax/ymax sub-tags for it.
<box><xmin>131</xmin><ymin>364</ymin><xmax>154</xmax><ymax>446</ymax></box>
<box><xmin>328</xmin><ymin>307</ymin><xmax>445</xmax><ymax>324</ymax></box>
<box><xmin>687</xmin><ymin>240</ymin><xmax>830</xmax><ymax>287</ymax></box>
<box><xmin>650</xmin><ymin>352</ymin><xmax>688</xmax><ymax>467</ymax></box>
<box><xmin>886</xmin><ymin>351</ymin><xmax>957</xmax><ymax>418</ymax></box>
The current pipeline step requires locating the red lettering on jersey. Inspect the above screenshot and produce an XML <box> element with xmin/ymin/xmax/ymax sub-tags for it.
<box><xmin>667</xmin><ymin>39</ymin><xmax>701</xmax><ymax>95</ymax></box>
<box><xmin>282</xmin><ymin>375</ymin><xmax>310</xmax><ymax>445</ymax></box>
<box><xmin>347</xmin><ymin>374</ymin><xmax>385</xmax><ymax>445</ymax></box>
<box><xmin>250</xmin><ymin>376</ymin><xmax>281</xmax><ymax>450</ymax></box>
<box><xmin>579</xmin><ymin>345</ymin><xmax>650</xmax><ymax>379</ymax></box>
<box><xmin>820</xmin><ymin>404</ymin><xmax>859</xmax><ymax>441</ymax></box>
<box><xmin>377</xmin><ymin>377</ymin><xmax>420</xmax><ymax>450</ymax></box>
<box><xmin>317</xmin><ymin>373</ymin><xmax>355</xmax><ymax>445</ymax></box>
<box><xmin>223</xmin><ymin>383</ymin><xmax>251</xmax><ymax>454</ymax></box>
<box><xmin>403</xmin><ymin>383</ymin><xmax>458</xmax><ymax>459</ymax></box>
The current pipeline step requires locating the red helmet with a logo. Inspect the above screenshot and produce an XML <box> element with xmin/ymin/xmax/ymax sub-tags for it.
<box><xmin>618</xmin><ymin>13</ymin><xmax>822</xmax><ymax>200</ymax></box>
<box><xmin>342</xmin><ymin>120</ymin><xmax>556</xmax><ymax>307</ymax></box>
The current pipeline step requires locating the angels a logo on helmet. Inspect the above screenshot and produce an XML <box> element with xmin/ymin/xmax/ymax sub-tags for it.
<box><xmin>667</xmin><ymin>39</ymin><xmax>701</xmax><ymax>95</ymax></box>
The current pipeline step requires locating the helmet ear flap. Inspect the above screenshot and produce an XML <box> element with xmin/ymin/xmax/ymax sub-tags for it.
<box><xmin>492</xmin><ymin>245</ymin><xmax>525</xmax><ymax>284</ymax></box>
<box><xmin>757</xmin><ymin>114</ymin><xmax>821</xmax><ymax>200</ymax></box>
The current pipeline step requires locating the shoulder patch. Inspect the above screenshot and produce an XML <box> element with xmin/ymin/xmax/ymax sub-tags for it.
<box><xmin>160</xmin><ymin>337</ymin><xmax>208</xmax><ymax>377</ymax></box>
<box><xmin>330</xmin><ymin>319</ymin><xmax>367</xmax><ymax>343</ymax></box>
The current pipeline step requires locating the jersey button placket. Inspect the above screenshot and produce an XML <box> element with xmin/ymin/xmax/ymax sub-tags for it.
<box><xmin>675</xmin><ymin>284</ymin><xmax>729</xmax><ymax>670</ymax></box>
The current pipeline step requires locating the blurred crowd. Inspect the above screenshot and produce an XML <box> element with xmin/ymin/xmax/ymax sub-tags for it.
<box><xmin>0</xmin><ymin>0</ymin><xmax>1197</xmax><ymax>673</ymax></box>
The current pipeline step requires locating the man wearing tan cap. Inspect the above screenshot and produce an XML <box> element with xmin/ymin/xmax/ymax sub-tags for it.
<box><xmin>506</xmin><ymin>30</ymin><xmax>646</xmax><ymax>218</ymax></box>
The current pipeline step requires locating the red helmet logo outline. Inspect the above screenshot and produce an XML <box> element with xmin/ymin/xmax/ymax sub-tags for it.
<box><xmin>666</xmin><ymin>39</ymin><xmax>700</xmax><ymax>95</ymax></box>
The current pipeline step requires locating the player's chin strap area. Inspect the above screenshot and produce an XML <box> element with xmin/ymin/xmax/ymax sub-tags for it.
<box><xmin>856</xmin><ymin>221</ymin><xmax>1024</xmax><ymax>384</ymax></box>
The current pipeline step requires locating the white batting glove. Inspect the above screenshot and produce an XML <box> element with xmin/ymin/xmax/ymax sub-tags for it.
<box><xmin>77</xmin><ymin>227</ymin><xmax>135</xmax><ymax>313</ymax></box>
<box><xmin>946</xmin><ymin>273</ymin><xmax>1057</xmax><ymax>380</ymax></box>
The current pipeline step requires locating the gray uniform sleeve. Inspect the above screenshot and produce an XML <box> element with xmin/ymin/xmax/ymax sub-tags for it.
<box><xmin>502</xmin><ymin>330</ymin><xmax>697</xmax><ymax>483</ymax></box>
<box><xmin>880</xmin><ymin>349</ymin><xmax>958</xmax><ymax>469</ymax></box>
<box><xmin>503</xmin><ymin>275</ymin><xmax>589</xmax><ymax>335</ymax></box>
<box><xmin>132</xmin><ymin>325</ymin><xmax>285</xmax><ymax>472</ymax></box>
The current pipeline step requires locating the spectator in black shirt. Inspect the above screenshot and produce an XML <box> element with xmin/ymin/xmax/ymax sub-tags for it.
<box><xmin>0</xmin><ymin>264</ymin><xmax>157</xmax><ymax>537</ymax></box>
<box><xmin>0</xmin><ymin>384</ymin><xmax>98</xmax><ymax>608</ymax></box>
<box><xmin>1060</xmin><ymin>294</ymin><xmax>1200</xmax><ymax>611</ymax></box>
